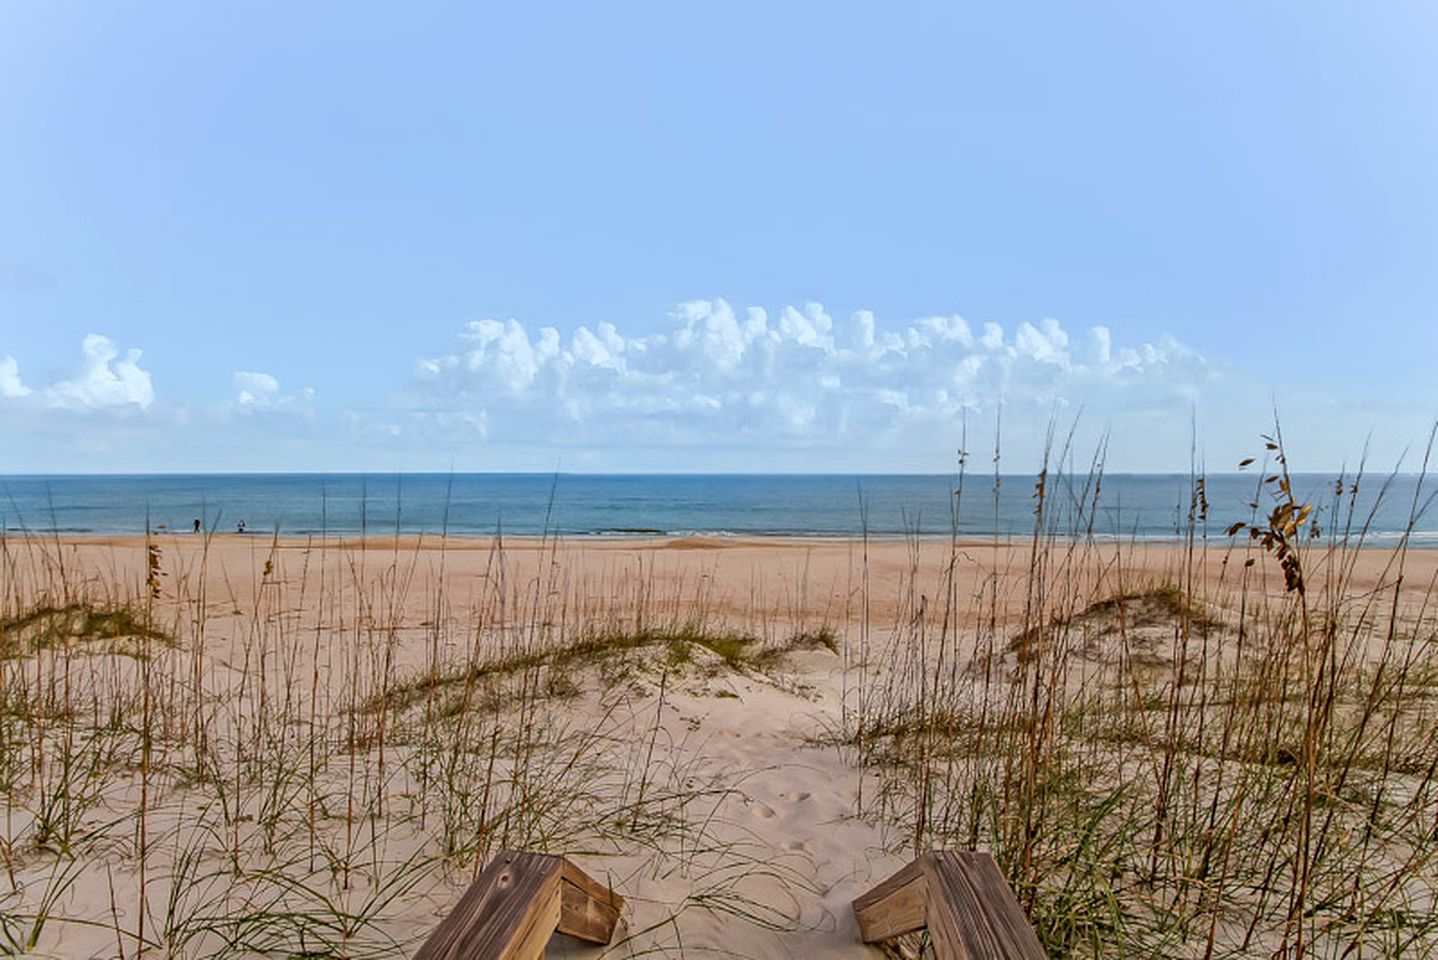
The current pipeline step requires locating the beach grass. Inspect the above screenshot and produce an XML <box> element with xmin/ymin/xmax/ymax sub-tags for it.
<box><xmin>0</xmin><ymin>428</ymin><xmax>1436</xmax><ymax>957</ymax></box>
<box><xmin>835</xmin><ymin>427</ymin><xmax>1438</xmax><ymax>957</ymax></box>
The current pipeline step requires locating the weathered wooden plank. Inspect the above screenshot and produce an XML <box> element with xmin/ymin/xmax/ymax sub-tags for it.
<box><xmin>923</xmin><ymin>851</ymin><xmax>1044</xmax><ymax>959</ymax></box>
<box><xmin>853</xmin><ymin>856</ymin><xmax>927</xmax><ymax>943</ymax></box>
<box><xmin>414</xmin><ymin>850</ymin><xmax>624</xmax><ymax>960</ymax></box>
<box><xmin>557</xmin><ymin>857</ymin><xmax>625</xmax><ymax>944</ymax></box>
<box><xmin>413</xmin><ymin>850</ymin><xmax>562</xmax><ymax>960</ymax></box>
<box><xmin>851</xmin><ymin>850</ymin><xmax>1043</xmax><ymax>959</ymax></box>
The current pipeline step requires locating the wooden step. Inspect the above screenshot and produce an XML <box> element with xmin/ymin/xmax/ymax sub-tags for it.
<box><xmin>853</xmin><ymin>850</ymin><xmax>1044</xmax><ymax>959</ymax></box>
<box><xmin>414</xmin><ymin>849</ymin><xmax>624</xmax><ymax>960</ymax></box>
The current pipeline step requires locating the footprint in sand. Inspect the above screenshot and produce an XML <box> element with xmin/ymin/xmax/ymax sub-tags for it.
<box><xmin>750</xmin><ymin>800</ymin><xmax>777</xmax><ymax>819</ymax></box>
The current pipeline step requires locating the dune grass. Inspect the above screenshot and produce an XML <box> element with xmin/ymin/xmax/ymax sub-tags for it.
<box><xmin>0</xmin><ymin>427</ymin><xmax>1436</xmax><ymax>957</ymax></box>
<box><xmin>0</xmin><ymin>521</ymin><xmax>830</xmax><ymax>958</ymax></box>
<box><xmin>837</xmin><ymin>428</ymin><xmax>1438</xmax><ymax>957</ymax></box>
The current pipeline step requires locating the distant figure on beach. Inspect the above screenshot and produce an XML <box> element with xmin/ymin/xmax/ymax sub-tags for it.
<box><xmin>193</xmin><ymin>518</ymin><xmax>201</xmax><ymax>533</ymax></box>
<box><xmin>237</xmin><ymin>519</ymin><xmax>246</xmax><ymax>534</ymax></box>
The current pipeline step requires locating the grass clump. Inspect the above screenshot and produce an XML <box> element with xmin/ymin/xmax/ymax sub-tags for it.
<box><xmin>1007</xmin><ymin>582</ymin><xmax>1222</xmax><ymax>666</ymax></box>
<box><xmin>0</xmin><ymin>600</ymin><xmax>169</xmax><ymax>658</ymax></box>
<box><xmin>370</xmin><ymin>621</ymin><xmax>827</xmax><ymax>716</ymax></box>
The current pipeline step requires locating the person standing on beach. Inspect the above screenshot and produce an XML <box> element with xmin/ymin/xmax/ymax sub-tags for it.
<box><xmin>193</xmin><ymin>518</ymin><xmax>201</xmax><ymax>533</ymax></box>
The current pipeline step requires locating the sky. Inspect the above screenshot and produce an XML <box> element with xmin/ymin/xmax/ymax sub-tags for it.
<box><xmin>1</xmin><ymin>2</ymin><xmax>1436</xmax><ymax>474</ymax></box>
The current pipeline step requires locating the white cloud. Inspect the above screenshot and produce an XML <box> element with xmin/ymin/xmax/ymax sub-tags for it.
<box><xmin>235</xmin><ymin>370</ymin><xmax>280</xmax><ymax>405</ymax></box>
<box><xmin>234</xmin><ymin>370</ymin><xmax>314</xmax><ymax>411</ymax></box>
<box><xmin>1</xmin><ymin>334</ymin><xmax>155</xmax><ymax>411</ymax></box>
<box><xmin>0</xmin><ymin>356</ymin><xmax>30</xmax><ymax>398</ymax></box>
<box><xmin>0</xmin><ymin>303</ymin><xmax>1422</xmax><ymax>473</ymax></box>
<box><xmin>415</xmin><ymin>299</ymin><xmax>1212</xmax><ymax>451</ymax></box>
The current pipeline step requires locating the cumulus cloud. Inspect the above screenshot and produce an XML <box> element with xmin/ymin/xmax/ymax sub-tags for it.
<box><xmin>0</xmin><ymin>356</ymin><xmax>30</xmax><ymax>398</ymax></box>
<box><xmin>51</xmin><ymin>334</ymin><xmax>154</xmax><ymax>410</ymax></box>
<box><xmin>234</xmin><ymin>370</ymin><xmax>314</xmax><ymax>411</ymax></box>
<box><xmin>415</xmin><ymin>299</ymin><xmax>1212</xmax><ymax>450</ymax></box>
<box><xmin>235</xmin><ymin>370</ymin><xmax>281</xmax><ymax>405</ymax></box>
<box><xmin>0</xmin><ymin>334</ymin><xmax>154</xmax><ymax>411</ymax></box>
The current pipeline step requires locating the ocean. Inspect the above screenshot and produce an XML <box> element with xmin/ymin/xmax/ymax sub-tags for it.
<box><xmin>1</xmin><ymin>472</ymin><xmax>1434</xmax><ymax>544</ymax></box>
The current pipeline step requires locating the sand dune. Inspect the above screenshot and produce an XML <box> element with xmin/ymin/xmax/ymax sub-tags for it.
<box><xmin>2</xmin><ymin>534</ymin><xmax>1434</xmax><ymax>957</ymax></box>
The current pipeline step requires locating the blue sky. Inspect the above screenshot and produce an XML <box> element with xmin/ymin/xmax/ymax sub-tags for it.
<box><xmin>2</xmin><ymin>2</ymin><xmax>1436</xmax><ymax>473</ymax></box>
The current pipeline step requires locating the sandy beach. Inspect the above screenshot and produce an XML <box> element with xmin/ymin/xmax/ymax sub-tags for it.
<box><xmin>31</xmin><ymin>529</ymin><xmax>1407</xmax><ymax>628</ymax></box>
<box><xmin>2</xmin><ymin>532</ymin><xmax>1436</xmax><ymax>958</ymax></box>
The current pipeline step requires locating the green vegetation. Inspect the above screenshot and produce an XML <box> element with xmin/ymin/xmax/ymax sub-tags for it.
<box><xmin>0</xmin><ymin>601</ymin><xmax>170</xmax><ymax>658</ymax></box>
<box><xmin>839</xmin><ymin>429</ymin><xmax>1438</xmax><ymax>957</ymax></box>
<box><xmin>1</xmin><ymin>426</ymin><xmax>1436</xmax><ymax>957</ymax></box>
<box><xmin>0</xmin><ymin>529</ymin><xmax>823</xmax><ymax>958</ymax></box>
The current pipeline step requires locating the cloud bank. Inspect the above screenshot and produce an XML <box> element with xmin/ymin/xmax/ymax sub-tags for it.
<box><xmin>414</xmin><ymin>299</ymin><xmax>1211</xmax><ymax>452</ymax></box>
<box><xmin>22</xmin><ymin>301</ymin><xmax>1411</xmax><ymax>473</ymax></box>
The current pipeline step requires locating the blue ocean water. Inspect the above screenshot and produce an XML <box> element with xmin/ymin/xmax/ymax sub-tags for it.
<box><xmin>0</xmin><ymin>473</ymin><xmax>1434</xmax><ymax>543</ymax></box>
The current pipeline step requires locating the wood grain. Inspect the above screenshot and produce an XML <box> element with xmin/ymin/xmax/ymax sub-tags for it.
<box><xmin>853</xmin><ymin>856</ymin><xmax>927</xmax><ymax>943</ymax></box>
<box><xmin>413</xmin><ymin>850</ymin><xmax>623</xmax><ymax>960</ymax></box>
<box><xmin>557</xmin><ymin>857</ymin><xmax>625</xmax><ymax>944</ymax></box>
<box><xmin>852</xmin><ymin>850</ymin><xmax>1044</xmax><ymax>959</ymax></box>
